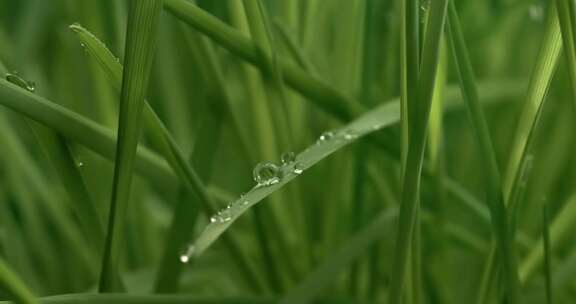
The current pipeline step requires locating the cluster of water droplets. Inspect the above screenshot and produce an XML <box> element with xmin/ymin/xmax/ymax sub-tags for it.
<box><xmin>5</xmin><ymin>73</ymin><xmax>36</xmax><ymax>92</ymax></box>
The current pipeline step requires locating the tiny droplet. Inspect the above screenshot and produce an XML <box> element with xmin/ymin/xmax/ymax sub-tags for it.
<box><xmin>318</xmin><ymin>131</ymin><xmax>334</xmax><ymax>143</ymax></box>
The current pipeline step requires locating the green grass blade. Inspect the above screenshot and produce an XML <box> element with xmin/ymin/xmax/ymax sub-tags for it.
<box><xmin>476</xmin><ymin>6</ymin><xmax>562</xmax><ymax>302</ymax></box>
<box><xmin>181</xmin><ymin>74</ymin><xmax>510</xmax><ymax>266</ymax></box>
<box><xmin>163</xmin><ymin>0</ymin><xmax>362</xmax><ymax>121</ymax></box>
<box><xmin>0</xmin><ymin>258</ymin><xmax>36</xmax><ymax>304</ymax></box>
<box><xmin>556</xmin><ymin>0</ymin><xmax>576</xmax><ymax>103</ymax></box>
<box><xmin>446</xmin><ymin>2</ymin><xmax>519</xmax><ymax>302</ymax></box>
<box><xmin>0</xmin><ymin>79</ymin><xmax>176</xmax><ymax>188</ymax></box>
<box><xmin>70</xmin><ymin>21</ymin><xmax>266</xmax><ymax>294</ymax></box>
<box><xmin>99</xmin><ymin>0</ymin><xmax>163</xmax><ymax>292</ymax></box>
<box><xmin>388</xmin><ymin>0</ymin><xmax>448</xmax><ymax>302</ymax></box>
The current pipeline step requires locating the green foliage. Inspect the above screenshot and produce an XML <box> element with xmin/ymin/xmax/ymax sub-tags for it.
<box><xmin>0</xmin><ymin>0</ymin><xmax>575</xmax><ymax>303</ymax></box>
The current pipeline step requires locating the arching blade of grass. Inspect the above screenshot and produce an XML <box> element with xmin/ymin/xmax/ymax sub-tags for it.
<box><xmin>163</xmin><ymin>0</ymin><xmax>362</xmax><ymax>121</ymax></box>
<box><xmin>184</xmin><ymin>100</ymin><xmax>401</xmax><ymax>261</ymax></box>
<box><xmin>99</xmin><ymin>0</ymin><xmax>162</xmax><ymax>292</ymax></box>
<box><xmin>476</xmin><ymin>5</ymin><xmax>562</xmax><ymax>302</ymax></box>
<box><xmin>183</xmin><ymin>72</ymin><xmax>500</xmax><ymax>266</ymax></box>
<box><xmin>446</xmin><ymin>2</ymin><xmax>519</xmax><ymax>302</ymax></box>
<box><xmin>388</xmin><ymin>0</ymin><xmax>448</xmax><ymax>302</ymax></box>
<box><xmin>542</xmin><ymin>204</ymin><xmax>553</xmax><ymax>304</ymax></box>
<box><xmin>69</xmin><ymin>23</ymin><xmax>266</xmax><ymax>293</ymax></box>
<box><xmin>0</xmin><ymin>258</ymin><xmax>36</xmax><ymax>304</ymax></box>
<box><xmin>0</xmin><ymin>79</ymin><xmax>176</xmax><ymax>187</ymax></box>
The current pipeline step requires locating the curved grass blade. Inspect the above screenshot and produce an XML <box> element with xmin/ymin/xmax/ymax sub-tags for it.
<box><xmin>183</xmin><ymin>100</ymin><xmax>400</xmax><ymax>260</ymax></box>
<box><xmin>0</xmin><ymin>258</ymin><xmax>36</xmax><ymax>304</ymax></box>
<box><xmin>163</xmin><ymin>0</ymin><xmax>362</xmax><ymax>121</ymax></box>
<box><xmin>99</xmin><ymin>0</ymin><xmax>163</xmax><ymax>292</ymax></box>
<box><xmin>69</xmin><ymin>22</ymin><xmax>266</xmax><ymax>293</ymax></box>
<box><xmin>0</xmin><ymin>78</ymin><xmax>176</xmax><ymax>188</ymax></box>
<box><xmin>446</xmin><ymin>2</ymin><xmax>519</xmax><ymax>302</ymax></box>
<box><xmin>164</xmin><ymin>74</ymin><xmax>524</xmax><ymax>262</ymax></box>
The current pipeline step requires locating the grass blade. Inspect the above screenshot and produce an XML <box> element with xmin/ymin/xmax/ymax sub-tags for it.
<box><xmin>99</xmin><ymin>0</ymin><xmax>163</xmax><ymax>291</ymax></box>
<box><xmin>475</xmin><ymin>5</ymin><xmax>562</xmax><ymax>302</ymax></box>
<box><xmin>0</xmin><ymin>79</ymin><xmax>176</xmax><ymax>188</ymax></box>
<box><xmin>0</xmin><ymin>258</ymin><xmax>36</xmax><ymax>304</ymax></box>
<box><xmin>163</xmin><ymin>0</ymin><xmax>362</xmax><ymax>121</ymax></box>
<box><xmin>388</xmin><ymin>0</ymin><xmax>448</xmax><ymax>302</ymax></box>
<box><xmin>69</xmin><ymin>22</ymin><xmax>266</xmax><ymax>293</ymax></box>
<box><xmin>446</xmin><ymin>2</ymin><xmax>519</xmax><ymax>302</ymax></box>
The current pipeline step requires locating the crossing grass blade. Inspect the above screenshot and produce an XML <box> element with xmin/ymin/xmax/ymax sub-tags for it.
<box><xmin>99</xmin><ymin>0</ymin><xmax>163</xmax><ymax>292</ymax></box>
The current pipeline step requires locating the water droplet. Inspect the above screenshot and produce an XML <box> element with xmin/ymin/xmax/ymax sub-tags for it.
<box><xmin>253</xmin><ymin>162</ymin><xmax>280</xmax><ymax>186</ymax></box>
<box><xmin>371</xmin><ymin>123</ymin><xmax>384</xmax><ymax>131</ymax></box>
<box><xmin>420</xmin><ymin>0</ymin><xmax>431</xmax><ymax>14</ymax></box>
<box><xmin>343</xmin><ymin>130</ymin><xmax>358</xmax><ymax>140</ymax></box>
<box><xmin>281</xmin><ymin>151</ymin><xmax>296</xmax><ymax>165</ymax></box>
<box><xmin>179</xmin><ymin>254</ymin><xmax>190</xmax><ymax>263</ymax></box>
<box><xmin>293</xmin><ymin>163</ymin><xmax>304</xmax><ymax>175</ymax></box>
<box><xmin>5</xmin><ymin>73</ymin><xmax>36</xmax><ymax>92</ymax></box>
<box><xmin>179</xmin><ymin>245</ymin><xmax>195</xmax><ymax>264</ymax></box>
<box><xmin>77</xmin><ymin>162</ymin><xmax>84</xmax><ymax>168</ymax></box>
<box><xmin>209</xmin><ymin>208</ymin><xmax>233</xmax><ymax>224</ymax></box>
<box><xmin>241</xmin><ymin>200</ymin><xmax>249</xmax><ymax>206</ymax></box>
<box><xmin>318</xmin><ymin>131</ymin><xmax>334</xmax><ymax>143</ymax></box>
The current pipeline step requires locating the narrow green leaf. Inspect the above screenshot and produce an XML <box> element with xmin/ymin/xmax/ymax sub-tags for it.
<box><xmin>0</xmin><ymin>258</ymin><xmax>36</xmax><ymax>304</ymax></box>
<box><xmin>475</xmin><ymin>5</ymin><xmax>562</xmax><ymax>302</ymax></box>
<box><xmin>0</xmin><ymin>78</ymin><xmax>176</xmax><ymax>189</ymax></box>
<box><xmin>446</xmin><ymin>2</ymin><xmax>519</xmax><ymax>302</ymax></box>
<box><xmin>388</xmin><ymin>0</ymin><xmax>448</xmax><ymax>302</ymax></box>
<box><xmin>99</xmin><ymin>0</ymin><xmax>163</xmax><ymax>292</ymax></box>
<box><xmin>163</xmin><ymin>0</ymin><xmax>362</xmax><ymax>121</ymax></box>
<box><xmin>70</xmin><ymin>22</ymin><xmax>265</xmax><ymax>293</ymax></box>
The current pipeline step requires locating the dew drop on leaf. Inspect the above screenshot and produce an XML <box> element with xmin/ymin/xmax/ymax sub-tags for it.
<box><xmin>253</xmin><ymin>162</ymin><xmax>280</xmax><ymax>186</ymax></box>
<box><xmin>317</xmin><ymin>131</ymin><xmax>334</xmax><ymax>143</ymax></box>
<box><xmin>281</xmin><ymin>151</ymin><xmax>296</xmax><ymax>165</ymax></box>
